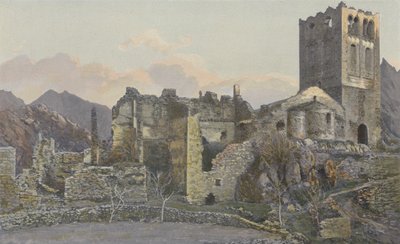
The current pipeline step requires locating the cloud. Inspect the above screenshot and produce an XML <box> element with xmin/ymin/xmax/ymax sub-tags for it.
<box><xmin>386</xmin><ymin>57</ymin><xmax>400</xmax><ymax>71</ymax></box>
<box><xmin>118</xmin><ymin>29</ymin><xmax>192</xmax><ymax>54</ymax></box>
<box><xmin>148</xmin><ymin>63</ymin><xmax>199</xmax><ymax>97</ymax></box>
<box><xmin>0</xmin><ymin>52</ymin><xmax>299</xmax><ymax>109</ymax></box>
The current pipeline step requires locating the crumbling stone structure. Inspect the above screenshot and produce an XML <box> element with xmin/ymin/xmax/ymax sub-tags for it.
<box><xmin>111</xmin><ymin>86</ymin><xmax>254</xmax><ymax>194</ymax></box>
<box><xmin>299</xmin><ymin>2</ymin><xmax>381</xmax><ymax>147</ymax></box>
<box><xmin>186</xmin><ymin>114</ymin><xmax>254</xmax><ymax>204</ymax></box>
<box><xmin>258</xmin><ymin>87</ymin><xmax>346</xmax><ymax>141</ymax></box>
<box><xmin>0</xmin><ymin>147</ymin><xmax>16</xmax><ymax>178</ymax></box>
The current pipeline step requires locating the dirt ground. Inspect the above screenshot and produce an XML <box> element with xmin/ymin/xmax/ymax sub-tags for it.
<box><xmin>0</xmin><ymin>221</ymin><xmax>281</xmax><ymax>244</ymax></box>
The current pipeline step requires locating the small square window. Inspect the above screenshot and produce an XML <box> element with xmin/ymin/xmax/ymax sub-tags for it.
<box><xmin>215</xmin><ymin>179</ymin><xmax>221</xmax><ymax>186</ymax></box>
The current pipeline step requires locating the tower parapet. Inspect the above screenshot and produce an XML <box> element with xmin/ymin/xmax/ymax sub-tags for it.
<box><xmin>299</xmin><ymin>2</ymin><xmax>381</xmax><ymax>147</ymax></box>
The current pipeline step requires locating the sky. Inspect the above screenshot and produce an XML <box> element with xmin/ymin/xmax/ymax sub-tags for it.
<box><xmin>0</xmin><ymin>0</ymin><xmax>399</xmax><ymax>108</ymax></box>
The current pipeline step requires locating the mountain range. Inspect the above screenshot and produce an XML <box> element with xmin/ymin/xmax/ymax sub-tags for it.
<box><xmin>0</xmin><ymin>101</ymin><xmax>91</xmax><ymax>174</ymax></box>
<box><xmin>0</xmin><ymin>58</ymin><xmax>399</xmax><ymax>173</ymax></box>
<box><xmin>31</xmin><ymin>89</ymin><xmax>112</xmax><ymax>139</ymax></box>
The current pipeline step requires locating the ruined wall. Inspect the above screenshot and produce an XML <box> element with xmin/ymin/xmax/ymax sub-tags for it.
<box><xmin>299</xmin><ymin>4</ymin><xmax>343</xmax><ymax>101</ymax></box>
<box><xmin>0</xmin><ymin>175</ymin><xmax>21</xmax><ymax>214</ymax></box>
<box><xmin>49</xmin><ymin>152</ymin><xmax>84</xmax><ymax>192</ymax></box>
<box><xmin>168</xmin><ymin>117</ymin><xmax>188</xmax><ymax>193</ymax></box>
<box><xmin>202</xmin><ymin>142</ymin><xmax>254</xmax><ymax>203</ymax></box>
<box><xmin>111</xmin><ymin>86</ymin><xmax>254</xmax><ymax>195</ymax></box>
<box><xmin>288</xmin><ymin>111</ymin><xmax>306</xmax><ymax>139</ymax></box>
<box><xmin>64</xmin><ymin>167</ymin><xmax>111</xmax><ymax>203</ymax></box>
<box><xmin>304</xmin><ymin>106</ymin><xmax>335</xmax><ymax>140</ymax></box>
<box><xmin>185</xmin><ymin>115</ymin><xmax>206</xmax><ymax>204</ymax></box>
<box><xmin>186</xmin><ymin>114</ymin><xmax>255</xmax><ymax>204</ymax></box>
<box><xmin>0</xmin><ymin>147</ymin><xmax>16</xmax><ymax>178</ymax></box>
<box><xmin>199</xmin><ymin>121</ymin><xmax>235</xmax><ymax>144</ymax></box>
<box><xmin>257</xmin><ymin>87</ymin><xmax>345</xmax><ymax>141</ymax></box>
<box><xmin>64</xmin><ymin>165</ymin><xmax>147</xmax><ymax>204</ymax></box>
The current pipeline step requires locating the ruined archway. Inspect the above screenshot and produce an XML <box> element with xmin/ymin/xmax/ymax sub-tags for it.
<box><xmin>357</xmin><ymin>124</ymin><xmax>368</xmax><ymax>145</ymax></box>
<box><xmin>276</xmin><ymin>120</ymin><xmax>285</xmax><ymax>131</ymax></box>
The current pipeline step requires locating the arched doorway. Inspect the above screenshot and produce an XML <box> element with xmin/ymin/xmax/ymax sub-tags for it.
<box><xmin>357</xmin><ymin>124</ymin><xmax>368</xmax><ymax>145</ymax></box>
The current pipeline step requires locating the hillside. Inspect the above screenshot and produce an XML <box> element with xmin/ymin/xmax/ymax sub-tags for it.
<box><xmin>0</xmin><ymin>90</ymin><xmax>25</xmax><ymax>111</ymax></box>
<box><xmin>381</xmin><ymin>58</ymin><xmax>400</xmax><ymax>142</ymax></box>
<box><xmin>0</xmin><ymin>104</ymin><xmax>90</xmax><ymax>174</ymax></box>
<box><xmin>32</xmin><ymin>89</ymin><xmax>112</xmax><ymax>139</ymax></box>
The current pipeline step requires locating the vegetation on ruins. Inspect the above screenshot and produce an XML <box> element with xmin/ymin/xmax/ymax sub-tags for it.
<box><xmin>259</xmin><ymin>132</ymin><xmax>297</xmax><ymax>226</ymax></box>
<box><xmin>108</xmin><ymin>128</ymin><xmax>136</xmax><ymax>163</ymax></box>
<box><xmin>107</xmin><ymin>183</ymin><xmax>132</xmax><ymax>223</ymax></box>
<box><xmin>147</xmin><ymin>170</ymin><xmax>174</xmax><ymax>222</ymax></box>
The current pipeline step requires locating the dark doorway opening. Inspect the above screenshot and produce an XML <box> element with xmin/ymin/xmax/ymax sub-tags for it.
<box><xmin>276</xmin><ymin>120</ymin><xmax>285</xmax><ymax>131</ymax></box>
<box><xmin>205</xmin><ymin>193</ymin><xmax>216</xmax><ymax>205</ymax></box>
<box><xmin>357</xmin><ymin>124</ymin><xmax>368</xmax><ymax>145</ymax></box>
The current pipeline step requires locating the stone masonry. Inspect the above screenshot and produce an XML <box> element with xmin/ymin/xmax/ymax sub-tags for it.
<box><xmin>299</xmin><ymin>2</ymin><xmax>381</xmax><ymax>147</ymax></box>
<box><xmin>0</xmin><ymin>147</ymin><xmax>16</xmax><ymax>178</ymax></box>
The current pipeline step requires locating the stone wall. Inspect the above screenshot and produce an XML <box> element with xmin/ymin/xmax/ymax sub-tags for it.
<box><xmin>202</xmin><ymin>142</ymin><xmax>254</xmax><ymax>203</ymax></box>
<box><xmin>186</xmin><ymin>115</ymin><xmax>205</xmax><ymax>204</ymax></box>
<box><xmin>258</xmin><ymin>87</ymin><xmax>345</xmax><ymax>141</ymax></box>
<box><xmin>64</xmin><ymin>165</ymin><xmax>147</xmax><ymax>204</ymax></box>
<box><xmin>299</xmin><ymin>3</ymin><xmax>343</xmax><ymax>101</ymax></box>
<box><xmin>0</xmin><ymin>147</ymin><xmax>16</xmax><ymax>178</ymax></box>
<box><xmin>299</xmin><ymin>2</ymin><xmax>381</xmax><ymax>148</ymax></box>
<box><xmin>0</xmin><ymin>205</ymin><xmax>293</xmax><ymax>240</ymax></box>
<box><xmin>50</xmin><ymin>152</ymin><xmax>84</xmax><ymax>192</ymax></box>
<box><xmin>111</xmin><ymin>87</ymin><xmax>254</xmax><ymax>195</ymax></box>
<box><xmin>0</xmin><ymin>175</ymin><xmax>21</xmax><ymax>214</ymax></box>
<box><xmin>186</xmin><ymin>115</ymin><xmax>255</xmax><ymax>204</ymax></box>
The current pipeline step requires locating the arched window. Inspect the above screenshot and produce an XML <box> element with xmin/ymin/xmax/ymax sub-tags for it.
<box><xmin>325</xmin><ymin>16</ymin><xmax>332</xmax><ymax>28</ymax></box>
<box><xmin>365</xmin><ymin>48</ymin><xmax>373</xmax><ymax>71</ymax></box>
<box><xmin>363</xmin><ymin>19</ymin><xmax>368</xmax><ymax>36</ymax></box>
<box><xmin>367</xmin><ymin>21</ymin><xmax>375</xmax><ymax>39</ymax></box>
<box><xmin>352</xmin><ymin>16</ymin><xmax>359</xmax><ymax>35</ymax></box>
<box><xmin>326</xmin><ymin>113</ymin><xmax>332</xmax><ymax>125</ymax></box>
<box><xmin>350</xmin><ymin>44</ymin><xmax>357</xmax><ymax>69</ymax></box>
<box><xmin>348</xmin><ymin>15</ymin><xmax>353</xmax><ymax>26</ymax></box>
<box><xmin>358</xmin><ymin>124</ymin><xmax>368</xmax><ymax>145</ymax></box>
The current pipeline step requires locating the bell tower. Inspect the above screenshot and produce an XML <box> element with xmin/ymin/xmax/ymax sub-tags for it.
<box><xmin>299</xmin><ymin>2</ymin><xmax>381</xmax><ymax>147</ymax></box>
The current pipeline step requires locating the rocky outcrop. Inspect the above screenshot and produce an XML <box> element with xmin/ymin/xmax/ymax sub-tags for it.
<box><xmin>0</xmin><ymin>104</ymin><xmax>90</xmax><ymax>174</ymax></box>
<box><xmin>381</xmin><ymin>59</ymin><xmax>400</xmax><ymax>142</ymax></box>
<box><xmin>32</xmin><ymin>89</ymin><xmax>112</xmax><ymax>139</ymax></box>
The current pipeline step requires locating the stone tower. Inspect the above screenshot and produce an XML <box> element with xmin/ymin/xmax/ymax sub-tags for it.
<box><xmin>91</xmin><ymin>107</ymin><xmax>99</xmax><ymax>164</ymax></box>
<box><xmin>299</xmin><ymin>2</ymin><xmax>381</xmax><ymax>147</ymax></box>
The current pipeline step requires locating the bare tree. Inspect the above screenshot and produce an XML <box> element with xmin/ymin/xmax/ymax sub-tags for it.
<box><xmin>305</xmin><ymin>167</ymin><xmax>324</xmax><ymax>235</ymax></box>
<box><xmin>260</xmin><ymin>132</ymin><xmax>297</xmax><ymax>226</ymax></box>
<box><xmin>107</xmin><ymin>183</ymin><xmax>133</xmax><ymax>223</ymax></box>
<box><xmin>147</xmin><ymin>170</ymin><xmax>174</xmax><ymax>222</ymax></box>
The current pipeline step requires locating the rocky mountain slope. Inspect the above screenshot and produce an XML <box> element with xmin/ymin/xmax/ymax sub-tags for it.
<box><xmin>0</xmin><ymin>90</ymin><xmax>25</xmax><ymax>111</ymax></box>
<box><xmin>381</xmin><ymin>59</ymin><xmax>400</xmax><ymax>142</ymax></box>
<box><xmin>32</xmin><ymin>89</ymin><xmax>112</xmax><ymax>139</ymax></box>
<box><xmin>0</xmin><ymin>104</ymin><xmax>90</xmax><ymax>174</ymax></box>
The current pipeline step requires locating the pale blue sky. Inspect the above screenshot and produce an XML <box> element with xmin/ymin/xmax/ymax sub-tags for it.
<box><xmin>0</xmin><ymin>0</ymin><xmax>399</xmax><ymax>107</ymax></box>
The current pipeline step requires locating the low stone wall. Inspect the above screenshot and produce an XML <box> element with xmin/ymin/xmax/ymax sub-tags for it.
<box><xmin>0</xmin><ymin>205</ymin><xmax>288</xmax><ymax>238</ymax></box>
<box><xmin>299</xmin><ymin>139</ymin><xmax>371</xmax><ymax>154</ymax></box>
